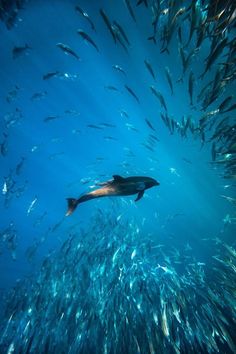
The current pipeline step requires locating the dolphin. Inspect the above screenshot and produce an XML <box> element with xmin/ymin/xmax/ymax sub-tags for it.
<box><xmin>66</xmin><ymin>175</ymin><xmax>159</xmax><ymax>216</ymax></box>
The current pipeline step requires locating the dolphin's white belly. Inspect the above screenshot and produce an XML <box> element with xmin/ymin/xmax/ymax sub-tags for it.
<box><xmin>89</xmin><ymin>186</ymin><xmax>118</xmax><ymax>197</ymax></box>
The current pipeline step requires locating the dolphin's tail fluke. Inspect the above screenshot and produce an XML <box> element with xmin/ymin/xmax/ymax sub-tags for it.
<box><xmin>66</xmin><ymin>198</ymin><xmax>79</xmax><ymax>216</ymax></box>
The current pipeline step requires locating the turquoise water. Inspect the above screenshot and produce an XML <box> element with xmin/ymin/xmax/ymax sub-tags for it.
<box><xmin>1</xmin><ymin>1</ymin><xmax>236</xmax><ymax>353</ymax></box>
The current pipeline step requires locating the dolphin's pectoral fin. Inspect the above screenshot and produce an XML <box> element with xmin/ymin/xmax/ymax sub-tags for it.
<box><xmin>113</xmin><ymin>175</ymin><xmax>125</xmax><ymax>182</ymax></box>
<box><xmin>135</xmin><ymin>190</ymin><xmax>144</xmax><ymax>202</ymax></box>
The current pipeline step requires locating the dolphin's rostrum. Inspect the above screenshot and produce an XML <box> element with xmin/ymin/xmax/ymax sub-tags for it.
<box><xmin>66</xmin><ymin>175</ymin><xmax>159</xmax><ymax>216</ymax></box>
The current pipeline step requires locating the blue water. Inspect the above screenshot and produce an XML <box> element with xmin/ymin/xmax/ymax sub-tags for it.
<box><xmin>1</xmin><ymin>1</ymin><xmax>236</xmax><ymax>353</ymax></box>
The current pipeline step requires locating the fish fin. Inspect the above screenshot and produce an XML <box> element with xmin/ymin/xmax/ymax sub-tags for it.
<box><xmin>148</xmin><ymin>36</ymin><xmax>156</xmax><ymax>44</ymax></box>
<box><xmin>160</xmin><ymin>47</ymin><xmax>170</xmax><ymax>55</ymax></box>
<box><xmin>66</xmin><ymin>198</ymin><xmax>79</xmax><ymax>216</ymax></box>
<box><xmin>135</xmin><ymin>190</ymin><xmax>144</xmax><ymax>202</ymax></box>
<box><xmin>113</xmin><ymin>175</ymin><xmax>125</xmax><ymax>182</ymax></box>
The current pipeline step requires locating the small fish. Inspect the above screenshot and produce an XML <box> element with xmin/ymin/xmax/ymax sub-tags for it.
<box><xmin>182</xmin><ymin>158</ymin><xmax>192</xmax><ymax>164</ymax></box>
<box><xmin>112</xmin><ymin>24</ymin><xmax>129</xmax><ymax>53</ymax></box>
<box><xmin>0</xmin><ymin>133</ymin><xmax>8</xmax><ymax>157</ymax></box>
<box><xmin>218</xmin><ymin>96</ymin><xmax>233</xmax><ymax>112</ymax></box>
<box><xmin>12</xmin><ymin>44</ymin><xmax>31</xmax><ymax>59</ymax></box>
<box><xmin>100</xmin><ymin>9</ymin><xmax>116</xmax><ymax>43</ymax></box>
<box><xmin>161</xmin><ymin>304</ymin><xmax>169</xmax><ymax>337</ymax></box>
<box><xmin>144</xmin><ymin>60</ymin><xmax>156</xmax><ymax>80</ymax></box>
<box><xmin>104</xmin><ymin>136</ymin><xmax>117</xmax><ymax>141</ymax></box>
<box><xmin>75</xmin><ymin>5</ymin><xmax>96</xmax><ymax>31</ymax></box>
<box><xmin>100</xmin><ymin>123</ymin><xmax>116</xmax><ymax>128</ymax></box>
<box><xmin>56</xmin><ymin>43</ymin><xmax>80</xmax><ymax>60</ymax></box>
<box><xmin>126</xmin><ymin>123</ymin><xmax>139</xmax><ymax>132</ymax></box>
<box><xmin>148</xmin><ymin>35</ymin><xmax>157</xmax><ymax>44</ymax></box>
<box><xmin>87</xmin><ymin>124</ymin><xmax>103</xmax><ymax>130</ymax></box>
<box><xmin>220</xmin><ymin>195</ymin><xmax>236</xmax><ymax>205</ymax></box>
<box><xmin>27</xmin><ymin>197</ymin><xmax>38</xmax><ymax>215</ymax></box>
<box><xmin>124</xmin><ymin>0</ymin><xmax>136</xmax><ymax>23</ymax></box>
<box><xmin>31</xmin><ymin>91</ymin><xmax>47</xmax><ymax>101</ymax></box>
<box><xmin>113</xmin><ymin>21</ymin><xmax>130</xmax><ymax>46</ymax></box>
<box><xmin>120</xmin><ymin>110</ymin><xmax>129</xmax><ymax>118</ymax></box>
<box><xmin>31</xmin><ymin>145</ymin><xmax>39</xmax><ymax>152</ymax></box>
<box><xmin>49</xmin><ymin>152</ymin><xmax>64</xmax><ymax>160</ymax></box>
<box><xmin>71</xmin><ymin>129</ymin><xmax>81</xmax><ymax>134</ymax></box>
<box><xmin>182</xmin><ymin>115</ymin><xmax>192</xmax><ymax>137</ymax></box>
<box><xmin>16</xmin><ymin>157</ymin><xmax>25</xmax><ymax>175</ymax></box>
<box><xmin>112</xmin><ymin>64</ymin><xmax>126</xmax><ymax>76</ymax></box>
<box><xmin>211</xmin><ymin>142</ymin><xmax>217</xmax><ymax>161</ymax></box>
<box><xmin>2</xmin><ymin>182</ymin><xmax>7</xmax><ymax>195</ymax></box>
<box><xmin>104</xmin><ymin>85</ymin><xmax>119</xmax><ymax>91</ymax></box>
<box><xmin>186</xmin><ymin>2</ymin><xmax>198</xmax><ymax>46</ymax></box>
<box><xmin>51</xmin><ymin>137</ymin><xmax>63</xmax><ymax>143</ymax></box>
<box><xmin>6</xmin><ymin>86</ymin><xmax>20</xmax><ymax>103</ymax></box>
<box><xmin>65</xmin><ymin>109</ymin><xmax>80</xmax><ymax>116</ymax></box>
<box><xmin>33</xmin><ymin>212</ymin><xmax>47</xmax><ymax>228</ymax></box>
<box><xmin>150</xmin><ymin>3</ymin><xmax>160</xmax><ymax>39</ymax></box>
<box><xmin>178</xmin><ymin>26</ymin><xmax>183</xmax><ymax>45</ymax></box>
<box><xmin>50</xmin><ymin>218</ymin><xmax>64</xmax><ymax>232</ymax></box>
<box><xmin>169</xmin><ymin>167</ymin><xmax>180</xmax><ymax>177</ymax></box>
<box><xmin>112</xmin><ymin>247</ymin><xmax>121</xmax><ymax>263</ymax></box>
<box><xmin>43</xmin><ymin>71</ymin><xmax>59</xmax><ymax>80</ymax></box>
<box><xmin>200</xmin><ymin>38</ymin><xmax>228</xmax><ymax>78</ymax></box>
<box><xmin>178</xmin><ymin>47</ymin><xmax>196</xmax><ymax>80</ymax></box>
<box><xmin>145</xmin><ymin>118</ymin><xmax>156</xmax><ymax>131</ymax></box>
<box><xmin>125</xmin><ymin>85</ymin><xmax>140</xmax><ymax>103</ymax></box>
<box><xmin>116</xmin><ymin>214</ymin><xmax>122</xmax><ymax>222</ymax></box>
<box><xmin>142</xmin><ymin>143</ymin><xmax>155</xmax><ymax>152</ymax></box>
<box><xmin>44</xmin><ymin>116</ymin><xmax>60</xmax><ymax>123</ymax></box>
<box><xmin>188</xmin><ymin>70</ymin><xmax>194</xmax><ymax>105</ymax></box>
<box><xmin>80</xmin><ymin>178</ymin><xmax>91</xmax><ymax>185</ymax></box>
<box><xmin>221</xmin><ymin>103</ymin><xmax>236</xmax><ymax>114</ymax></box>
<box><xmin>164</xmin><ymin>67</ymin><xmax>173</xmax><ymax>95</ymax></box>
<box><xmin>136</xmin><ymin>0</ymin><xmax>148</xmax><ymax>7</ymax></box>
<box><xmin>77</xmin><ymin>29</ymin><xmax>99</xmax><ymax>52</ymax></box>
<box><xmin>149</xmin><ymin>134</ymin><xmax>159</xmax><ymax>142</ymax></box>
<box><xmin>196</xmin><ymin>21</ymin><xmax>207</xmax><ymax>50</ymax></box>
<box><xmin>131</xmin><ymin>249</ymin><xmax>137</xmax><ymax>259</ymax></box>
<box><xmin>228</xmin><ymin>142</ymin><xmax>236</xmax><ymax>153</ymax></box>
<box><xmin>57</xmin><ymin>72</ymin><xmax>79</xmax><ymax>81</ymax></box>
<box><xmin>150</xmin><ymin>86</ymin><xmax>167</xmax><ymax>111</ymax></box>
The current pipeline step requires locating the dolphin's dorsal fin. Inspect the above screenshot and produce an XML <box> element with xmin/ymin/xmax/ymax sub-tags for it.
<box><xmin>135</xmin><ymin>190</ymin><xmax>144</xmax><ymax>202</ymax></box>
<box><xmin>113</xmin><ymin>175</ymin><xmax>125</xmax><ymax>182</ymax></box>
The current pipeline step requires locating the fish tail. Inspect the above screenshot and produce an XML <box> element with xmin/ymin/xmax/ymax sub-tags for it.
<box><xmin>160</xmin><ymin>47</ymin><xmax>170</xmax><ymax>55</ymax></box>
<box><xmin>66</xmin><ymin>198</ymin><xmax>79</xmax><ymax>216</ymax></box>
